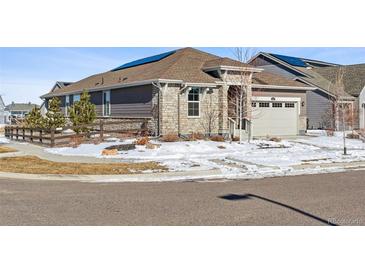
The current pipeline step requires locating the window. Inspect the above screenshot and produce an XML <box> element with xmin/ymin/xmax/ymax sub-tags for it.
<box><xmin>103</xmin><ymin>90</ymin><xmax>111</xmax><ymax>116</ymax></box>
<box><xmin>285</xmin><ymin>102</ymin><xmax>295</xmax><ymax>108</ymax></box>
<box><xmin>65</xmin><ymin>95</ymin><xmax>70</xmax><ymax>116</ymax></box>
<box><xmin>259</xmin><ymin>102</ymin><xmax>270</xmax><ymax>108</ymax></box>
<box><xmin>73</xmin><ymin>94</ymin><xmax>80</xmax><ymax>102</ymax></box>
<box><xmin>272</xmin><ymin>102</ymin><xmax>283</xmax><ymax>108</ymax></box>
<box><xmin>188</xmin><ymin>87</ymin><xmax>200</xmax><ymax>117</ymax></box>
<box><xmin>251</xmin><ymin>102</ymin><xmax>257</xmax><ymax>107</ymax></box>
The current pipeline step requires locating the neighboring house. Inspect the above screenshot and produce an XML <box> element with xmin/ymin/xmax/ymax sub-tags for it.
<box><xmin>41</xmin><ymin>81</ymin><xmax>74</xmax><ymax>115</ymax></box>
<box><xmin>41</xmin><ymin>48</ymin><xmax>312</xmax><ymax>137</ymax></box>
<box><xmin>5</xmin><ymin>102</ymin><xmax>39</xmax><ymax>119</ymax></box>
<box><xmin>360</xmin><ymin>86</ymin><xmax>365</xmax><ymax>129</ymax></box>
<box><xmin>312</xmin><ymin>64</ymin><xmax>365</xmax><ymax>130</ymax></box>
<box><xmin>249</xmin><ymin>53</ymin><xmax>357</xmax><ymax>129</ymax></box>
<box><xmin>0</xmin><ymin>95</ymin><xmax>9</xmax><ymax>124</ymax></box>
<box><xmin>50</xmin><ymin>81</ymin><xmax>74</xmax><ymax>92</ymax></box>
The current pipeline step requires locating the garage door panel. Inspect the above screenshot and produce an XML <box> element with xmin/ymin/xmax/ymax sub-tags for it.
<box><xmin>252</xmin><ymin>101</ymin><xmax>298</xmax><ymax>136</ymax></box>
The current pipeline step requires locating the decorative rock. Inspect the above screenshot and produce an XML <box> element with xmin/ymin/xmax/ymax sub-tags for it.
<box><xmin>101</xmin><ymin>149</ymin><xmax>118</xmax><ymax>156</ymax></box>
<box><xmin>105</xmin><ymin>144</ymin><xmax>136</xmax><ymax>151</ymax></box>
<box><xmin>146</xmin><ymin>143</ymin><xmax>161</xmax><ymax>149</ymax></box>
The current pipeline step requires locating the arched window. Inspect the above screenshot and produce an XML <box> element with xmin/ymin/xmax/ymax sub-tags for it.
<box><xmin>188</xmin><ymin>88</ymin><xmax>200</xmax><ymax>117</ymax></box>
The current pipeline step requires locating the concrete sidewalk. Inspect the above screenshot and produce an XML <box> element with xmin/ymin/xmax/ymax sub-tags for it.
<box><xmin>3</xmin><ymin>141</ymin><xmax>126</xmax><ymax>163</ymax></box>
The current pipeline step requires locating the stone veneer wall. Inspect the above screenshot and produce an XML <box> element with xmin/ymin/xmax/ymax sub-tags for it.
<box><xmin>155</xmin><ymin>84</ymin><xmax>228</xmax><ymax>136</ymax></box>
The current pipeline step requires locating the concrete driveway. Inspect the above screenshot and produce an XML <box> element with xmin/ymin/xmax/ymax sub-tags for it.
<box><xmin>0</xmin><ymin>170</ymin><xmax>364</xmax><ymax>225</ymax></box>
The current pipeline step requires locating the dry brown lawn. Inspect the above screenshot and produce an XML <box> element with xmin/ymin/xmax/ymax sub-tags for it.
<box><xmin>0</xmin><ymin>146</ymin><xmax>17</xmax><ymax>153</ymax></box>
<box><xmin>0</xmin><ymin>156</ymin><xmax>166</xmax><ymax>175</ymax></box>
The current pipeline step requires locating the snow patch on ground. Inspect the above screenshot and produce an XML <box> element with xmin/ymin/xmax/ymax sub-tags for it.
<box><xmin>0</xmin><ymin>137</ymin><xmax>9</xmax><ymax>144</ymax></box>
<box><xmin>297</xmin><ymin>135</ymin><xmax>365</xmax><ymax>149</ymax></box>
<box><xmin>44</xmin><ymin>137</ymin><xmax>365</xmax><ymax>180</ymax></box>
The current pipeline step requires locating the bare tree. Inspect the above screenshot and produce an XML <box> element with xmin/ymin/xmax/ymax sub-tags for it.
<box><xmin>326</xmin><ymin>67</ymin><xmax>356</xmax><ymax>154</ymax></box>
<box><xmin>227</xmin><ymin>47</ymin><xmax>258</xmax><ymax>143</ymax></box>
<box><xmin>200</xmin><ymin>93</ymin><xmax>219</xmax><ymax>136</ymax></box>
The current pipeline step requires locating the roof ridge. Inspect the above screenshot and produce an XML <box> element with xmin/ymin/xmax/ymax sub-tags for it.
<box><xmin>177</xmin><ymin>47</ymin><xmax>221</xmax><ymax>59</ymax></box>
<box><xmin>159</xmin><ymin>48</ymin><xmax>219</xmax><ymax>81</ymax></box>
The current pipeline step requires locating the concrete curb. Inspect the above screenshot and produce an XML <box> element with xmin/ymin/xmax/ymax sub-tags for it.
<box><xmin>1</xmin><ymin>161</ymin><xmax>365</xmax><ymax>183</ymax></box>
<box><xmin>0</xmin><ymin>169</ymin><xmax>224</xmax><ymax>183</ymax></box>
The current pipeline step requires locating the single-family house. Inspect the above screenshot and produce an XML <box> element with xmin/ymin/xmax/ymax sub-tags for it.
<box><xmin>0</xmin><ymin>95</ymin><xmax>9</xmax><ymax>124</ymax></box>
<box><xmin>249</xmin><ymin>53</ymin><xmax>358</xmax><ymax>130</ymax></box>
<box><xmin>312</xmin><ymin>64</ymin><xmax>365</xmax><ymax>129</ymax></box>
<box><xmin>5</xmin><ymin>102</ymin><xmax>39</xmax><ymax>119</ymax></box>
<box><xmin>41</xmin><ymin>48</ymin><xmax>312</xmax><ymax>138</ymax></box>
<box><xmin>41</xmin><ymin>81</ymin><xmax>73</xmax><ymax>115</ymax></box>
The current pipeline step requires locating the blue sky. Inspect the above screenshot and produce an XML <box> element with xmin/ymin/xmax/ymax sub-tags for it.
<box><xmin>1</xmin><ymin>47</ymin><xmax>365</xmax><ymax>104</ymax></box>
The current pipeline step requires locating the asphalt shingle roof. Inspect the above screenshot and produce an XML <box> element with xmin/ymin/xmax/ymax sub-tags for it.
<box><xmin>6</xmin><ymin>103</ymin><xmax>39</xmax><ymax>112</ymax></box>
<box><xmin>262</xmin><ymin>53</ymin><xmax>355</xmax><ymax>98</ymax></box>
<box><xmin>42</xmin><ymin>48</ymin><xmax>225</xmax><ymax>97</ymax></box>
<box><xmin>42</xmin><ymin>48</ymin><xmax>310</xmax><ymax>98</ymax></box>
<box><xmin>253</xmin><ymin>71</ymin><xmax>308</xmax><ymax>88</ymax></box>
<box><xmin>314</xmin><ymin>64</ymin><xmax>365</xmax><ymax>97</ymax></box>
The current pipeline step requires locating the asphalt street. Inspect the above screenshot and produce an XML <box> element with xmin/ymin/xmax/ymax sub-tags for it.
<box><xmin>0</xmin><ymin>170</ymin><xmax>364</xmax><ymax>225</ymax></box>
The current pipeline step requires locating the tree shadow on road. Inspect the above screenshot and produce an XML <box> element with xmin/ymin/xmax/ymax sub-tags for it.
<box><xmin>219</xmin><ymin>193</ymin><xmax>338</xmax><ymax>226</ymax></box>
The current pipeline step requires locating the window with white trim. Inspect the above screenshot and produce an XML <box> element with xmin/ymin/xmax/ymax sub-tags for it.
<box><xmin>272</xmin><ymin>102</ymin><xmax>283</xmax><ymax>108</ymax></box>
<box><xmin>251</xmin><ymin>102</ymin><xmax>257</xmax><ymax>107</ymax></box>
<box><xmin>259</xmin><ymin>102</ymin><xmax>270</xmax><ymax>108</ymax></box>
<box><xmin>188</xmin><ymin>88</ymin><xmax>200</xmax><ymax>117</ymax></box>
<box><xmin>285</xmin><ymin>102</ymin><xmax>295</xmax><ymax>108</ymax></box>
<box><xmin>103</xmin><ymin>90</ymin><xmax>111</xmax><ymax>116</ymax></box>
<box><xmin>73</xmin><ymin>94</ymin><xmax>80</xmax><ymax>102</ymax></box>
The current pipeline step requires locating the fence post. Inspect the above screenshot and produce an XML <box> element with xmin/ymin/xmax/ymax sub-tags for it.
<box><xmin>22</xmin><ymin>128</ymin><xmax>25</xmax><ymax>141</ymax></box>
<box><xmin>99</xmin><ymin>119</ymin><xmax>104</xmax><ymax>140</ymax></box>
<box><xmin>39</xmin><ymin>129</ymin><xmax>43</xmax><ymax>144</ymax></box>
<box><xmin>30</xmin><ymin>128</ymin><xmax>33</xmax><ymax>143</ymax></box>
<box><xmin>16</xmin><ymin>126</ymin><xmax>19</xmax><ymax>141</ymax></box>
<box><xmin>50</xmin><ymin>128</ymin><xmax>55</xmax><ymax>147</ymax></box>
<box><xmin>10</xmin><ymin>127</ymin><xmax>14</xmax><ymax>140</ymax></box>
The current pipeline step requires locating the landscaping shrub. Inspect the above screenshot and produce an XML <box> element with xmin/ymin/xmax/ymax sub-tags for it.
<box><xmin>187</xmin><ymin>132</ymin><xmax>205</xmax><ymax>141</ymax></box>
<box><xmin>209</xmin><ymin>135</ymin><xmax>225</xmax><ymax>142</ymax></box>
<box><xmin>70</xmin><ymin>135</ymin><xmax>85</xmax><ymax>148</ymax></box>
<box><xmin>217</xmin><ymin>145</ymin><xmax>226</xmax><ymax>149</ymax></box>
<box><xmin>92</xmin><ymin>137</ymin><xmax>103</xmax><ymax>145</ymax></box>
<box><xmin>25</xmin><ymin>107</ymin><xmax>45</xmax><ymax>128</ymax></box>
<box><xmin>347</xmin><ymin>133</ymin><xmax>360</xmax><ymax>139</ymax></box>
<box><xmin>160</xmin><ymin>134</ymin><xmax>180</xmax><ymax>142</ymax></box>
<box><xmin>45</xmin><ymin>97</ymin><xmax>66</xmax><ymax>129</ymax></box>
<box><xmin>231</xmin><ymin>136</ymin><xmax>240</xmax><ymax>142</ymax></box>
<box><xmin>135</xmin><ymin>136</ymin><xmax>150</xmax><ymax>145</ymax></box>
<box><xmin>269</xmin><ymin>136</ymin><xmax>282</xmax><ymax>142</ymax></box>
<box><xmin>326</xmin><ymin>129</ymin><xmax>334</xmax><ymax>137</ymax></box>
<box><xmin>68</xmin><ymin>90</ymin><xmax>96</xmax><ymax>133</ymax></box>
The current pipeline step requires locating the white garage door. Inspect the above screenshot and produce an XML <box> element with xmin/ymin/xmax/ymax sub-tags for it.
<box><xmin>252</xmin><ymin>100</ymin><xmax>299</xmax><ymax>136</ymax></box>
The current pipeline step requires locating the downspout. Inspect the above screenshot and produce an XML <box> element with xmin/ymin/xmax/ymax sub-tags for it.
<box><xmin>157</xmin><ymin>87</ymin><xmax>160</xmax><ymax>136</ymax></box>
<box><xmin>178</xmin><ymin>88</ymin><xmax>180</xmax><ymax>136</ymax></box>
<box><xmin>178</xmin><ymin>84</ymin><xmax>188</xmax><ymax>136</ymax></box>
